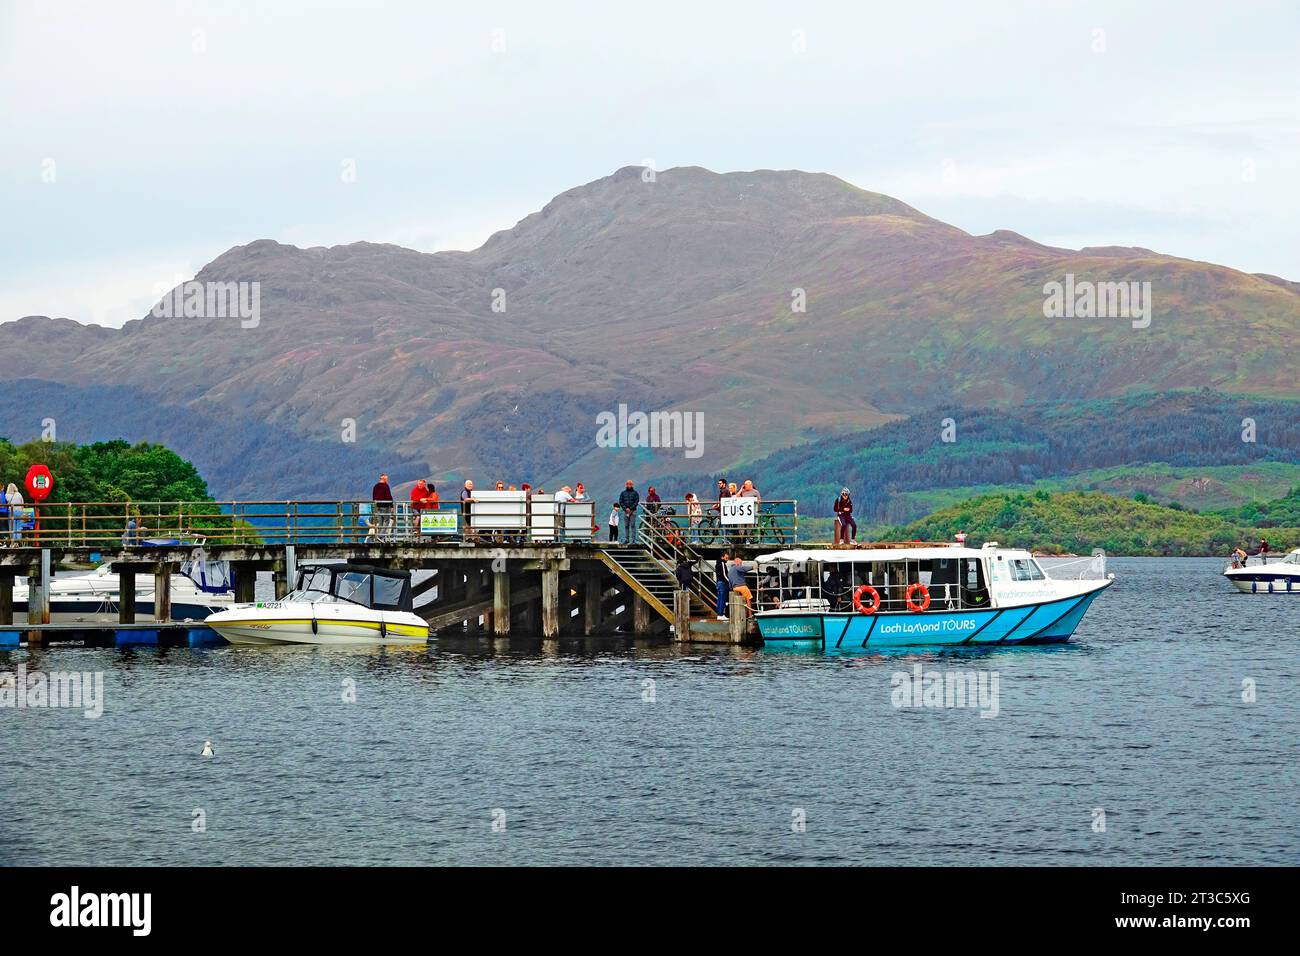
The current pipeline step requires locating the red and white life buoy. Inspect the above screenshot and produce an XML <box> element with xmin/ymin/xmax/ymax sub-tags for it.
<box><xmin>905</xmin><ymin>582</ymin><xmax>931</xmax><ymax>613</ymax></box>
<box><xmin>852</xmin><ymin>584</ymin><xmax>881</xmax><ymax>615</ymax></box>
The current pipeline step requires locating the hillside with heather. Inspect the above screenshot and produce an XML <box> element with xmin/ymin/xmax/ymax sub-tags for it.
<box><xmin>2</xmin><ymin>166</ymin><xmax>1299</xmax><ymax>500</ymax></box>
<box><xmin>893</xmin><ymin>490</ymin><xmax>1300</xmax><ymax>557</ymax></box>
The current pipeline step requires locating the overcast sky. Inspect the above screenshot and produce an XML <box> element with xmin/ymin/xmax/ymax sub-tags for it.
<box><xmin>2</xmin><ymin>0</ymin><xmax>1297</xmax><ymax>327</ymax></box>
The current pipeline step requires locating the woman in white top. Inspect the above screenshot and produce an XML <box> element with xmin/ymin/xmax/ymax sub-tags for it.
<box><xmin>6</xmin><ymin>484</ymin><xmax>23</xmax><ymax>543</ymax></box>
<box><xmin>686</xmin><ymin>493</ymin><xmax>703</xmax><ymax>543</ymax></box>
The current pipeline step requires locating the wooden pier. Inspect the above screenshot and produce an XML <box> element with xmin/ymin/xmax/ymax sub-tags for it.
<box><xmin>0</xmin><ymin>496</ymin><xmax>796</xmax><ymax>646</ymax></box>
<box><xmin>0</xmin><ymin>541</ymin><xmax>761</xmax><ymax>647</ymax></box>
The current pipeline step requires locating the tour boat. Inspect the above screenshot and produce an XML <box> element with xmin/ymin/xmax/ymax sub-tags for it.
<box><xmin>11</xmin><ymin>561</ymin><xmax>234</xmax><ymax>623</ymax></box>
<box><xmin>205</xmin><ymin>563</ymin><xmax>429</xmax><ymax>645</ymax></box>
<box><xmin>1222</xmin><ymin>548</ymin><xmax>1300</xmax><ymax>594</ymax></box>
<box><xmin>751</xmin><ymin>542</ymin><xmax>1112</xmax><ymax>648</ymax></box>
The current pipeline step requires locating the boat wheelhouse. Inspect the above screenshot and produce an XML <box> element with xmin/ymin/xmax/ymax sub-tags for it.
<box><xmin>752</xmin><ymin>542</ymin><xmax>1112</xmax><ymax>648</ymax></box>
<box><xmin>1222</xmin><ymin>547</ymin><xmax>1300</xmax><ymax>594</ymax></box>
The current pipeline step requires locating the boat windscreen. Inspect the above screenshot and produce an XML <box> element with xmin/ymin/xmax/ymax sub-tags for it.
<box><xmin>334</xmin><ymin>571</ymin><xmax>373</xmax><ymax>606</ymax></box>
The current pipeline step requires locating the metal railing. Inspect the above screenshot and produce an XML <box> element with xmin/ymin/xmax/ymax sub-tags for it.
<box><xmin>0</xmin><ymin>499</ymin><xmax>600</xmax><ymax>549</ymax></box>
<box><xmin>637</xmin><ymin>499</ymin><xmax>798</xmax><ymax>549</ymax></box>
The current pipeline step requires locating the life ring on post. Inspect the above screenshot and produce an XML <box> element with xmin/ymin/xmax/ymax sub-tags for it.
<box><xmin>852</xmin><ymin>584</ymin><xmax>881</xmax><ymax>615</ymax></box>
<box><xmin>905</xmin><ymin>582</ymin><xmax>931</xmax><ymax>613</ymax></box>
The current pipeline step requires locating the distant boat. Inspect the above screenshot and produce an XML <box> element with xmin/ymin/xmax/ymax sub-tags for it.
<box><xmin>206</xmin><ymin>563</ymin><xmax>429</xmax><ymax>646</ymax></box>
<box><xmin>752</xmin><ymin>542</ymin><xmax>1112</xmax><ymax>648</ymax></box>
<box><xmin>11</xmin><ymin>562</ymin><xmax>234</xmax><ymax>623</ymax></box>
<box><xmin>1222</xmin><ymin>548</ymin><xmax>1300</xmax><ymax>594</ymax></box>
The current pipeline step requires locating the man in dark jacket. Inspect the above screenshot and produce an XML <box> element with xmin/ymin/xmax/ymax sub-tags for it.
<box><xmin>617</xmin><ymin>480</ymin><xmax>640</xmax><ymax>545</ymax></box>
<box><xmin>714</xmin><ymin>551</ymin><xmax>730</xmax><ymax>618</ymax></box>
<box><xmin>371</xmin><ymin>473</ymin><xmax>394</xmax><ymax>539</ymax></box>
<box><xmin>674</xmin><ymin>556</ymin><xmax>695</xmax><ymax>591</ymax></box>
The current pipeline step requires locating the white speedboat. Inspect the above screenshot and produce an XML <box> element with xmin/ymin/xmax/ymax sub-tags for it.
<box><xmin>1222</xmin><ymin>548</ymin><xmax>1300</xmax><ymax>593</ymax></box>
<box><xmin>11</xmin><ymin>561</ymin><xmax>234</xmax><ymax>623</ymax></box>
<box><xmin>752</xmin><ymin>542</ymin><xmax>1112</xmax><ymax>648</ymax></box>
<box><xmin>205</xmin><ymin>564</ymin><xmax>429</xmax><ymax>645</ymax></box>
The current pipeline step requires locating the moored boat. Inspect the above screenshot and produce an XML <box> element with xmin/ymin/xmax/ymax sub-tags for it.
<box><xmin>205</xmin><ymin>563</ymin><xmax>429</xmax><ymax>645</ymax></box>
<box><xmin>752</xmin><ymin>542</ymin><xmax>1112</xmax><ymax>648</ymax></box>
<box><xmin>1222</xmin><ymin>547</ymin><xmax>1300</xmax><ymax>594</ymax></box>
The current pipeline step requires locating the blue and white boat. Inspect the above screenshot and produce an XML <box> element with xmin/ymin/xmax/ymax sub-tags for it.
<box><xmin>752</xmin><ymin>542</ymin><xmax>1112</xmax><ymax>648</ymax></box>
<box><xmin>1222</xmin><ymin>547</ymin><xmax>1300</xmax><ymax>593</ymax></box>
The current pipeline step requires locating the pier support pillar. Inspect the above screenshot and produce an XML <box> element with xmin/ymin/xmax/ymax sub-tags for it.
<box><xmin>493</xmin><ymin>569</ymin><xmax>511</xmax><ymax>637</ymax></box>
<box><xmin>119</xmin><ymin>567</ymin><xmax>137</xmax><ymax>624</ymax></box>
<box><xmin>582</xmin><ymin>571</ymin><xmax>603</xmax><ymax>635</ymax></box>
<box><xmin>154</xmin><ymin>564</ymin><xmax>171</xmax><ymax>622</ymax></box>
<box><xmin>465</xmin><ymin>568</ymin><xmax>482</xmax><ymax>635</ymax></box>
<box><xmin>233</xmin><ymin>565</ymin><xmax>256</xmax><ymax>605</ymax></box>
<box><xmin>273</xmin><ymin>567</ymin><xmax>289</xmax><ymax>601</ymax></box>
<box><xmin>0</xmin><ymin>571</ymin><xmax>14</xmax><ymax>626</ymax></box>
<box><xmin>632</xmin><ymin>595</ymin><xmax>651</xmax><ymax>636</ymax></box>
<box><xmin>541</xmin><ymin>565</ymin><xmax>560</xmax><ymax>638</ymax></box>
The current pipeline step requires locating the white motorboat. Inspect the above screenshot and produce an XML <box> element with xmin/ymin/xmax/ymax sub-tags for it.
<box><xmin>11</xmin><ymin>561</ymin><xmax>234</xmax><ymax>623</ymax></box>
<box><xmin>205</xmin><ymin>563</ymin><xmax>429</xmax><ymax>645</ymax></box>
<box><xmin>1222</xmin><ymin>547</ymin><xmax>1300</xmax><ymax>593</ymax></box>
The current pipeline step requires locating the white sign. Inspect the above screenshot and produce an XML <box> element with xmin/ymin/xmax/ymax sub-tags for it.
<box><xmin>720</xmin><ymin>496</ymin><xmax>757</xmax><ymax>525</ymax></box>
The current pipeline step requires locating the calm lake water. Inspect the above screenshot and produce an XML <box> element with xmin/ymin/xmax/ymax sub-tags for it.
<box><xmin>1</xmin><ymin>557</ymin><xmax>1296</xmax><ymax>866</ymax></box>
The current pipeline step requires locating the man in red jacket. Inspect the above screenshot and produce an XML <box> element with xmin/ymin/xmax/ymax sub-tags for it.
<box><xmin>371</xmin><ymin>473</ymin><xmax>394</xmax><ymax>539</ymax></box>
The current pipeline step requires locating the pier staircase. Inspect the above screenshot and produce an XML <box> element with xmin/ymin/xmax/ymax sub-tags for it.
<box><xmin>598</xmin><ymin>546</ymin><xmax>713</xmax><ymax>622</ymax></box>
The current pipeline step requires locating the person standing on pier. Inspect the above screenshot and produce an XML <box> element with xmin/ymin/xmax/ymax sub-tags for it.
<box><xmin>726</xmin><ymin>556</ymin><xmax>755</xmax><ymax>613</ymax></box>
<box><xmin>460</xmin><ymin>480</ymin><xmax>476</xmax><ymax>541</ymax></box>
<box><xmin>371</xmin><ymin>473</ymin><xmax>394</xmax><ymax>539</ymax></box>
<box><xmin>5</xmin><ymin>484</ymin><xmax>23</xmax><ymax>543</ymax></box>
<box><xmin>833</xmin><ymin>488</ymin><xmax>856</xmax><ymax>546</ymax></box>
<box><xmin>686</xmin><ymin>492</ymin><xmax>702</xmax><ymax>543</ymax></box>
<box><xmin>617</xmin><ymin>480</ymin><xmax>640</xmax><ymax>545</ymax></box>
<box><xmin>555</xmin><ymin>485</ymin><xmax>574</xmax><ymax>542</ymax></box>
<box><xmin>714</xmin><ymin>550</ymin><xmax>730</xmax><ymax>618</ymax></box>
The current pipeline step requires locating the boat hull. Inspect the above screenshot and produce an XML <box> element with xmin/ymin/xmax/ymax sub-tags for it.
<box><xmin>207</xmin><ymin>611</ymin><xmax>429</xmax><ymax>646</ymax></box>
<box><xmin>756</xmin><ymin>584</ymin><xmax>1109</xmax><ymax>649</ymax></box>
<box><xmin>1224</xmin><ymin>574</ymin><xmax>1300</xmax><ymax>594</ymax></box>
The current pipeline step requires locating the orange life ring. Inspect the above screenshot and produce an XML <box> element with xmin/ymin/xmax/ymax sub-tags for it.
<box><xmin>905</xmin><ymin>582</ymin><xmax>931</xmax><ymax>612</ymax></box>
<box><xmin>852</xmin><ymin>584</ymin><xmax>881</xmax><ymax>615</ymax></box>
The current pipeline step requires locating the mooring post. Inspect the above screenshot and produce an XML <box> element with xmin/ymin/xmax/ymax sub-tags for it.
<box><xmin>493</xmin><ymin>567</ymin><xmax>511</xmax><ymax>636</ymax></box>
<box><xmin>728</xmin><ymin>590</ymin><xmax>747</xmax><ymax>643</ymax></box>
<box><xmin>541</xmin><ymin>564</ymin><xmax>560</xmax><ymax>638</ymax></box>
<box><xmin>119</xmin><ymin>566</ymin><xmax>137</xmax><ymax>623</ymax></box>
<box><xmin>284</xmin><ymin>545</ymin><xmax>296</xmax><ymax>589</ymax></box>
<box><xmin>673</xmin><ymin>590</ymin><xmax>691</xmax><ymax>641</ymax></box>
<box><xmin>582</xmin><ymin>570</ymin><xmax>602</xmax><ymax>635</ymax></box>
<box><xmin>153</xmin><ymin>562</ymin><xmax>171</xmax><ymax>623</ymax></box>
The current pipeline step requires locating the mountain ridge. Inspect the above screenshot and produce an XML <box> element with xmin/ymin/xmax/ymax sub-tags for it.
<box><xmin>4</xmin><ymin>165</ymin><xmax>1298</xmax><ymax>497</ymax></box>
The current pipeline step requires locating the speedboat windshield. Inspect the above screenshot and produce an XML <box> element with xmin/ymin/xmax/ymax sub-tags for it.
<box><xmin>289</xmin><ymin>564</ymin><xmax>414</xmax><ymax>611</ymax></box>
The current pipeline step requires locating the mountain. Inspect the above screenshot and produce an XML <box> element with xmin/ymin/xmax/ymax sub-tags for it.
<box><xmin>3</xmin><ymin>166</ymin><xmax>1298</xmax><ymax>499</ymax></box>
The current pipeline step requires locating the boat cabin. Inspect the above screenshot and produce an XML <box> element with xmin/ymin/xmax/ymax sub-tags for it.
<box><xmin>290</xmin><ymin>563</ymin><xmax>414</xmax><ymax>612</ymax></box>
<box><xmin>753</xmin><ymin>544</ymin><xmax>1056</xmax><ymax>613</ymax></box>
